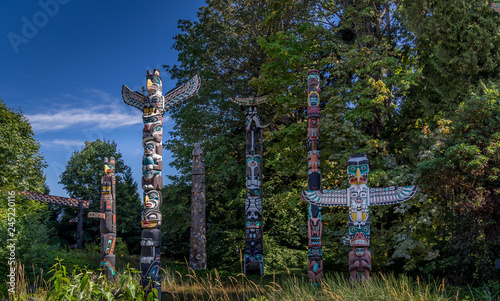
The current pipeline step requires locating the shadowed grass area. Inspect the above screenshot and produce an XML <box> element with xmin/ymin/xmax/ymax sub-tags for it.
<box><xmin>160</xmin><ymin>266</ymin><xmax>461</xmax><ymax>301</ymax></box>
<box><xmin>5</xmin><ymin>259</ymin><xmax>499</xmax><ymax>300</ymax></box>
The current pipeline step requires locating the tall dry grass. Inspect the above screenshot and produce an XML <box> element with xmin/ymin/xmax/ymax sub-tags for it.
<box><xmin>3</xmin><ymin>260</ymin><xmax>470</xmax><ymax>301</ymax></box>
<box><xmin>161</xmin><ymin>266</ymin><xmax>460</xmax><ymax>301</ymax></box>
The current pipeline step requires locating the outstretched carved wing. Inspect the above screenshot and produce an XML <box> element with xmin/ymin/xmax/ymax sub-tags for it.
<box><xmin>122</xmin><ymin>85</ymin><xmax>146</xmax><ymax>111</ymax></box>
<box><xmin>164</xmin><ymin>74</ymin><xmax>201</xmax><ymax>111</ymax></box>
<box><xmin>230</xmin><ymin>96</ymin><xmax>268</xmax><ymax>106</ymax></box>
<box><xmin>369</xmin><ymin>186</ymin><xmax>417</xmax><ymax>205</ymax></box>
<box><xmin>301</xmin><ymin>189</ymin><xmax>348</xmax><ymax>207</ymax></box>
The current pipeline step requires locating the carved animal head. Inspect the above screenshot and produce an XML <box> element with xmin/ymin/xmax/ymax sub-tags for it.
<box><xmin>349</xmin><ymin>224</ymin><xmax>370</xmax><ymax>247</ymax></box>
<box><xmin>104</xmin><ymin>157</ymin><xmax>115</xmax><ymax>174</ymax></box>
<box><xmin>347</xmin><ymin>153</ymin><xmax>369</xmax><ymax>185</ymax></box>
<box><xmin>146</xmin><ymin>69</ymin><xmax>162</xmax><ymax>96</ymax></box>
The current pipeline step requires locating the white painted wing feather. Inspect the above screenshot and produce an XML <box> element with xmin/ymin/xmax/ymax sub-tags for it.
<box><xmin>301</xmin><ymin>189</ymin><xmax>348</xmax><ymax>207</ymax></box>
<box><xmin>369</xmin><ymin>186</ymin><xmax>417</xmax><ymax>205</ymax></box>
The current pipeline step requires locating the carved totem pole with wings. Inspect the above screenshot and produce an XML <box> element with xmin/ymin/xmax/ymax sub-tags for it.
<box><xmin>301</xmin><ymin>153</ymin><xmax>417</xmax><ymax>282</ymax></box>
<box><xmin>122</xmin><ymin>69</ymin><xmax>200</xmax><ymax>299</ymax></box>
<box><xmin>230</xmin><ymin>95</ymin><xmax>267</xmax><ymax>275</ymax></box>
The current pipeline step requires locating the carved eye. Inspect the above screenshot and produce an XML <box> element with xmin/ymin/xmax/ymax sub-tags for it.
<box><xmin>360</xmin><ymin>192</ymin><xmax>367</xmax><ymax>198</ymax></box>
<box><xmin>349</xmin><ymin>166</ymin><xmax>357</xmax><ymax>172</ymax></box>
<box><xmin>363</xmin><ymin>227</ymin><xmax>369</xmax><ymax>234</ymax></box>
<box><xmin>154</xmin><ymin>125</ymin><xmax>162</xmax><ymax>132</ymax></box>
<box><xmin>350</xmin><ymin>192</ymin><xmax>358</xmax><ymax>198</ymax></box>
<box><xmin>361</xmin><ymin>165</ymin><xmax>367</xmax><ymax>171</ymax></box>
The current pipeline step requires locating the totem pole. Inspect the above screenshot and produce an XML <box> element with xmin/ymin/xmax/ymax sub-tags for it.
<box><xmin>230</xmin><ymin>96</ymin><xmax>267</xmax><ymax>275</ymax></box>
<box><xmin>301</xmin><ymin>153</ymin><xmax>418</xmax><ymax>281</ymax></box>
<box><xmin>305</xmin><ymin>70</ymin><xmax>323</xmax><ymax>286</ymax></box>
<box><xmin>2</xmin><ymin>189</ymin><xmax>89</xmax><ymax>249</ymax></box>
<box><xmin>493</xmin><ymin>3</ymin><xmax>500</xmax><ymax>13</ymax></box>
<box><xmin>189</xmin><ymin>143</ymin><xmax>206</xmax><ymax>270</ymax></box>
<box><xmin>88</xmin><ymin>157</ymin><xmax>117</xmax><ymax>280</ymax></box>
<box><xmin>122</xmin><ymin>69</ymin><xmax>200</xmax><ymax>299</ymax></box>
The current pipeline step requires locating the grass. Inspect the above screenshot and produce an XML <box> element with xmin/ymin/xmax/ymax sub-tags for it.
<box><xmin>4</xmin><ymin>259</ymin><xmax>499</xmax><ymax>301</ymax></box>
<box><xmin>160</xmin><ymin>267</ymin><xmax>460</xmax><ymax>301</ymax></box>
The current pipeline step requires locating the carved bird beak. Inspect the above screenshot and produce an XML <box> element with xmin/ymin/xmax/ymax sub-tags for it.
<box><xmin>356</xmin><ymin>168</ymin><xmax>361</xmax><ymax>184</ymax></box>
<box><xmin>104</xmin><ymin>165</ymin><xmax>109</xmax><ymax>174</ymax></box>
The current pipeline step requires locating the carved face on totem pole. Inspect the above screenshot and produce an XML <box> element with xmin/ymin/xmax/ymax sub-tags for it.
<box><xmin>104</xmin><ymin>157</ymin><xmax>115</xmax><ymax>174</ymax></box>
<box><xmin>347</xmin><ymin>153</ymin><xmax>370</xmax><ymax>247</ymax></box>
<box><xmin>347</xmin><ymin>154</ymin><xmax>369</xmax><ymax>185</ymax></box>
<box><xmin>143</xmin><ymin>114</ymin><xmax>163</xmax><ymax>143</ymax></box>
<box><xmin>141</xmin><ymin>209</ymin><xmax>162</xmax><ymax>229</ymax></box>
<box><xmin>144</xmin><ymin>190</ymin><xmax>162</xmax><ymax>210</ymax></box>
<box><xmin>144</xmin><ymin>69</ymin><xmax>165</xmax><ymax>116</ymax></box>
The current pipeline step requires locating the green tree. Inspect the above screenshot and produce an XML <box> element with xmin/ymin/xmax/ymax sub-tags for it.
<box><xmin>417</xmin><ymin>85</ymin><xmax>500</xmax><ymax>283</ymax></box>
<box><xmin>0</xmin><ymin>98</ymin><xmax>46</xmax><ymax>192</ymax></box>
<box><xmin>58</xmin><ymin>139</ymin><xmax>142</xmax><ymax>253</ymax></box>
<box><xmin>163</xmin><ymin>0</ymin><xmax>314</xmax><ymax>270</ymax></box>
<box><xmin>253</xmin><ymin>0</ymin><xmax>429</xmax><ymax>274</ymax></box>
<box><xmin>0</xmin><ymin>98</ymin><xmax>57</xmax><ymax>289</ymax></box>
<box><xmin>164</xmin><ymin>0</ymin><xmax>500</xmax><ymax>285</ymax></box>
<box><xmin>396</xmin><ymin>0</ymin><xmax>500</xmax><ymax>284</ymax></box>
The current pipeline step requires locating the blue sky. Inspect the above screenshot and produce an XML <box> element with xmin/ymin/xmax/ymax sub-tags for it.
<box><xmin>1</xmin><ymin>0</ymin><xmax>205</xmax><ymax>197</ymax></box>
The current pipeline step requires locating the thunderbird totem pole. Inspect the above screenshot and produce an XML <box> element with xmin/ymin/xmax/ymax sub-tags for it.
<box><xmin>305</xmin><ymin>70</ymin><xmax>323</xmax><ymax>285</ymax></box>
<box><xmin>230</xmin><ymin>95</ymin><xmax>267</xmax><ymax>275</ymax></box>
<box><xmin>189</xmin><ymin>143</ymin><xmax>206</xmax><ymax>270</ymax></box>
<box><xmin>122</xmin><ymin>69</ymin><xmax>200</xmax><ymax>298</ymax></box>
<box><xmin>88</xmin><ymin>157</ymin><xmax>117</xmax><ymax>280</ymax></box>
<box><xmin>302</xmin><ymin>153</ymin><xmax>417</xmax><ymax>281</ymax></box>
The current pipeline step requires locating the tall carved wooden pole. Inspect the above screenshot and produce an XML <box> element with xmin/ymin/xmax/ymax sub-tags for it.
<box><xmin>306</xmin><ymin>70</ymin><xmax>323</xmax><ymax>285</ymax></box>
<box><xmin>301</xmin><ymin>153</ymin><xmax>417</xmax><ymax>281</ymax></box>
<box><xmin>122</xmin><ymin>69</ymin><xmax>200</xmax><ymax>299</ymax></box>
<box><xmin>189</xmin><ymin>143</ymin><xmax>206</xmax><ymax>270</ymax></box>
<box><xmin>231</xmin><ymin>96</ymin><xmax>267</xmax><ymax>275</ymax></box>
<box><xmin>88</xmin><ymin>157</ymin><xmax>117</xmax><ymax>280</ymax></box>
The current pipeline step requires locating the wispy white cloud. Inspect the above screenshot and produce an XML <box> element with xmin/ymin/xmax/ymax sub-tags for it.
<box><xmin>25</xmin><ymin>89</ymin><xmax>169</xmax><ymax>133</ymax></box>
<box><xmin>39</xmin><ymin>139</ymin><xmax>85</xmax><ymax>150</ymax></box>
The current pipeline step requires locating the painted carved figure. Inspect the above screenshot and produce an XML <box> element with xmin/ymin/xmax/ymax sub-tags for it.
<box><xmin>189</xmin><ymin>143</ymin><xmax>207</xmax><ymax>270</ymax></box>
<box><xmin>349</xmin><ymin>247</ymin><xmax>372</xmax><ymax>281</ymax></box>
<box><xmin>88</xmin><ymin>157</ymin><xmax>117</xmax><ymax>280</ymax></box>
<box><xmin>229</xmin><ymin>96</ymin><xmax>267</xmax><ymax>276</ymax></box>
<box><xmin>306</xmin><ymin>69</ymin><xmax>323</xmax><ymax>286</ymax></box>
<box><xmin>302</xmin><ymin>153</ymin><xmax>417</xmax><ymax>281</ymax></box>
<box><xmin>122</xmin><ymin>69</ymin><xmax>200</xmax><ymax>299</ymax></box>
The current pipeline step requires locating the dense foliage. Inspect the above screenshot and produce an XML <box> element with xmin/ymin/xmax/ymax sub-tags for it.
<box><xmin>162</xmin><ymin>0</ymin><xmax>500</xmax><ymax>286</ymax></box>
<box><xmin>0</xmin><ymin>98</ymin><xmax>54</xmax><ymax>290</ymax></box>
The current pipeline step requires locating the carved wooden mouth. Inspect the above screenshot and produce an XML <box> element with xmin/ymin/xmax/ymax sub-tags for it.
<box><xmin>350</xmin><ymin>177</ymin><xmax>367</xmax><ymax>184</ymax></box>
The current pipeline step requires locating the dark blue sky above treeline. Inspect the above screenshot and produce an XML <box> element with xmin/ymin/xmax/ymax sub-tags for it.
<box><xmin>1</xmin><ymin>0</ymin><xmax>205</xmax><ymax>197</ymax></box>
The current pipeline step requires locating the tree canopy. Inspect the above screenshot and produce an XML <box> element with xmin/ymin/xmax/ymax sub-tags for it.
<box><xmin>162</xmin><ymin>0</ymin><xmax>500</xmax><ymax>284</ymax></box>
